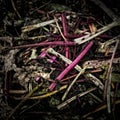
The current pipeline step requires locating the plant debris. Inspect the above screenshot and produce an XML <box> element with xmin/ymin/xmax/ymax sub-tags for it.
<box><xmin>0</xmin><ymin>0</ymin><xmax>120</xmax><ymax>120</ymax></box>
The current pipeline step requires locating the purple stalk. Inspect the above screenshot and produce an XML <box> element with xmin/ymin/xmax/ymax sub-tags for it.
<box><xmin>61</xmin><ymin>13</ymin><xmax>69</xmax><ymax>59</ymax></box>
<box><xmin>38</xmin><ymin>51</ymin><xmax>47</xmax><ymax>58</ymax></box>
<box><xmin>49</xmin><ymin>41</ymin><xmax>93</xmax><ymax>90</ymax></box>
<box><xmin>35</xmin><ymin>77</ymin><xmax>41</xmax><ymax>82</ymax></box>
<box><xmin>11</xmin><ymin>41</ymin><xmax>76</xmax><ymax>49</ymax></box>
<box><xmin>51</xmin><ymin>34</ymin><xmax>84</xmax><ymax>39</ymax></box>
<box><xmin>47</xmin><ymin>56</ymin><xmax>56</xmax><ymax>63</ymax></box>
<box><xmin>65</xmin><ymin>34</ymin><xmax>84</xmax><ymax>39</ymax></box>
<box><xmin>61</xmin><ymin>13</ymin><xmax>67</xmax><ymax>36</ymax></box>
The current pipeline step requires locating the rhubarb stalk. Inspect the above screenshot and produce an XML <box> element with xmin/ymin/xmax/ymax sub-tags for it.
<box><xmin>49</xmin><ymin>41</ymin><xmax>93</xmax><ymax>91</ymax></box>
<box><xmin>61</xmin><ymin>13</ymin><xmax>69</xmax><ymax>59</ymax></box>
<box><xmin>11</xmin><ymin>41</ymin><xmax>76</xmax><ymax>49</ymax></box>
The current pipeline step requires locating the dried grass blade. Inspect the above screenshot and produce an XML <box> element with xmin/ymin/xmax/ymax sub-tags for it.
<box><xmin>62</xmin><ymin>66</ymin><xmax>87</xmax><ymax>101</ymax></box>
<box><xmin>57</xmin><ymin>87</ymin><xmax>96</xmax><ymax>109</ymax></box>
<box><xmin>21</xmin><ymin>16</ymin><xmax>71</xmax><ymax>32</ymax></box>
<box><xmin>104</xmin><ymin>40</ymin><xmax>119</xmax><ymax>113</ymax></box>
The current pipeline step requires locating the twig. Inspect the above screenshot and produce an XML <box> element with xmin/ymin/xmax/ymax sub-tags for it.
<box><xmin>9</xmin><ymin>90</ymin><xmax>27</xmax><ymax>94</ymax></box>
<box><xmin>54</xmin><ymin>16</ymin><xmax>67</xmax><ymax>41</ymax></box>
<box><xmin>61</xmin><ymin>74</ymin><xmax>77</xmax><ymax>82</ymax></box>
<box><xmin>21</xmin><ymin>15</ymin><xmax>72</xmax><ymax>32</ymax></box>
<box><xmin>57</xmin><ymin>87</ymin><xmax>96</xmax><ymax>109</ymax></box>
<box><xmin>82</xmin><ymin>57</ymin><xmax>120</xmax><ymax>69</ymax></box>
<box><xmin>61</xmin><ymin>13</ymin><xmax>69</xmax><ymax>59</ymax></box>
<box><xmin>74</xmin><ymin>20</ymin><xmax>120</xmax><ymax>45</ymax></box>
<box><xmin>85</xmin><ymin>74</ymin><xmax>104</xmax><ymax>90</ymax></box>
<box><xmin>30</xmin><ymin>85</ymin><xmax>67</xmax><ymax>100</ymax></box>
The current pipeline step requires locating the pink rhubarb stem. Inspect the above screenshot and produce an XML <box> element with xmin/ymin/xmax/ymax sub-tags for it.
<box><xmin>61</xmin><ymin>13</ymin><xmax>69</xmax><ymax>60</ymax></box>
<box><xmin>61</xmin><ymin>13</ymin><xmax>67</xmax><ymax>36</ymax></box>
<box><xmin>49</xmin><ymin>41</ymin><xmax>93</xmax><ymax>90</ymax></box>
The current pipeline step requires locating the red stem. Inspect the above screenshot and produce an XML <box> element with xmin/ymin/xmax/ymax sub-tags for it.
<box><xmin>49</xmin><ymin>41</ymin><xmax>93</xmax><ymax>90</ymax></box>
<box><xmin>61</xmin><ymin>13</ymin><xmax>68</xmax><ymax>36</ymax></box>
<box><xmin>61</xmin><ymin>13</ymin><xmax>69</xmax><ymax>61</ymax></box>
<box><xmin>51</xmin><ymin>34</ymin><xmax>85</xmax><ymax>39</ymax></box>
<box><xmin>11</xmin><ymin>41</ymin><xmax>76</xmax><ymax>49</ymax></box>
